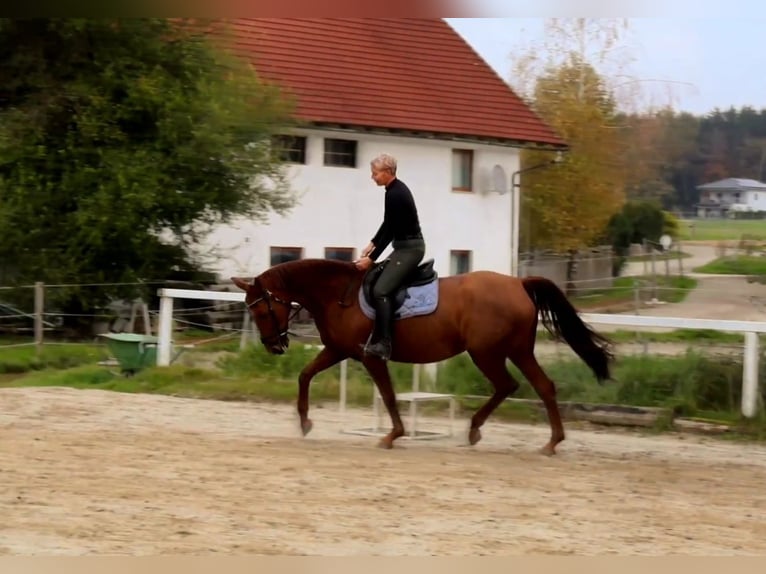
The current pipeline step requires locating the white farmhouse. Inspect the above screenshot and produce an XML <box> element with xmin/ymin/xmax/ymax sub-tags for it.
<box><xmin>200</xmin><ymin>18</ymin><xmax>566</xmax><ymax>280</ymax></box>
<box><xmin>696</xmin><ymin>177</ymin><xmax>766</xmax><ymax>217</ymax></box>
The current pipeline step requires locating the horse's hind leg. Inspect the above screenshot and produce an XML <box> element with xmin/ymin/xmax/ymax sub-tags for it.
<box><xmin>511</xmin><ymin>351</ymin><xmax>564</xmax><ymax>456</ymax></box>
<box><xmin>466</xmin><ymin>350</ymin><xmax>521</xmax><ymax>446</ymax></box>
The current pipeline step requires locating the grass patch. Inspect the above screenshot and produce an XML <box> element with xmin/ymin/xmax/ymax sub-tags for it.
<box><xmin>571</xmin><ymin>275</ymin><xmax>697</xmax><ymax>308</ymax></box>
<box><xmin>599</xmin><ymin>328</ymin><xmax>747</xmax><ymax>345</ymax></box>
<box><xmin>693</xmin><ymin>255</ymin><xmax>766</xmax><ymax>275</ymax></box>
<box><xmin>679</xmin><ymin>218</ymin><xmax>766</xmax><ymax>241</ymax></box>
<box><xmin>536</xmin><ymin>327</ymin><xmax>746</xmax><ymax>346</ymax></box>
<box><xmin>2</xmin><ymin>338</ymin><xmax>765</xmax><ymax>441</ymax></box>
<box><xmin>626</xmin><ymin>251</ymin><xmax>692</xmax><ymax>262</ymax></box>
<box><xmin>0</xmin><ymin>341</ymin><xmax>106</xmax><ymax>374</ymax></box>
<box><xmin>173</xmin><ymin>329</ymin><xmax>242</xmax><ymax>353</ymax></box>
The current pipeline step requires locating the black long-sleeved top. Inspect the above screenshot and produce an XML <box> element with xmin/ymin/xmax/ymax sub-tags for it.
<box><xmin>369</xmin><ymin>178</ymin><xmax>423</xmax><ymax>261</ymax></box>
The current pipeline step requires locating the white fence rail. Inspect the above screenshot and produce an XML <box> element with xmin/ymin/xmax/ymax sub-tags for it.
<box><xmin>156</xmin><ymin>288</ymin><xmax>765</xmax><ymax>418</ymax></box>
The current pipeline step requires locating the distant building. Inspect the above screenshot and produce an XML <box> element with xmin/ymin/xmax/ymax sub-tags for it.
<box><xmin>695</xmin><ymin>178</ymin><xmax>766</xmax><ymax>217</ymax></box>
<box><xmin>198</xmin><ymin>18</ymin><xmax>566</xmax><ymax>279</ymax></box>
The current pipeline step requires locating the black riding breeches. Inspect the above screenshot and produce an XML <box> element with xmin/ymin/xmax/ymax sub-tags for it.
<box><xmin>372</xmin><ymin>240</ymin><xmax>425</xmax><ymax>299</ymax></box>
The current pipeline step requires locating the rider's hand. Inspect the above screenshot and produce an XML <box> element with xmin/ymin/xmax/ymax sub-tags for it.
<box><xmin>354</xmin><ymin>256</ymin><xmax>374</xmax><ymax>271</ymax></box>
<box><xmin>360</xmin><ymin>242</ymin><xmax>374</xmax><ymax>258</ymax></box>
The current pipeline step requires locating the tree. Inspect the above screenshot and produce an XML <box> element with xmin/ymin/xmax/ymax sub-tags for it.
<box><xmin>509</xmin><ymin>19</ymin><xmax>686</xmax><ymax>250</ymax></box>
<box><xmin>508</xmin><ymin>19</ymin><xmax>635</xmax><ymax>252</ymax></box>
<box><xmin>604</xmin><ymin>199</ymin><xmax>666</xmax><ymax>276</ymax></box>
<box><xmin>0</xmin><ymin>18</ymin><xmax>296</xmax><ymax>331</ymax></box>
<box><xmin>520</xmin><ymin>59</ymin><xmax>627</xmax><ymax>252</ymax></box>
<box><xmin>655</xmin><ymin>110</ymin><xmax>703</xmax><ymax>210</ymax></box>
<box><xmin>615</xmin><ymin>109</ymin><xmax>677</xmax><ymax>204</ymax></box>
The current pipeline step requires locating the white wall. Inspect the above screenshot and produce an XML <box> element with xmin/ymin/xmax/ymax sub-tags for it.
<box><xmin>744</xmin><ymin>189</ymin><xmax>766</xmax><ymax>211</ymax></box>
<box><xmin>703</xmin><ymin>188</ymin><xmax>766</xmax><ymax>212</ymax></box>
<box><xmin>200</xmin><ymin>128</ymin><xmax>520</xmax><ymax>280</ymax></box>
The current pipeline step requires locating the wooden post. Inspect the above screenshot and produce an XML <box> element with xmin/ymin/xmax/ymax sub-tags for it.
<box><xmin>642</xmin><ymin>238</ymin><xmax>648</xmax><ymax>276</ymax></box>
<box><xmin>649</xmin><ymin>247</ymin><xmax>657</xmax><ymax>302</ymax></box>
<box><xmin>141</xmin><ymin>302</ymin><xmax>151</xmax><ymax>335</ymax></box>
<box><xmin>676</xmin><ymin>239</ymin><xmax>684</xmax><ymax>275</ymax></box>
<box><xmin>34</xmin><ymin>282</ymin><xmax>44</xmax><ymax>356</ymax></box>
<box><xmin>127</xmin><ymin>302</ymin><xmax>137</xmax><ymax>333</ymax></box>
<box><xmin>240</xmin><ymin>309</ymin><xmax>251</xmax><ymax>350</ymax></box>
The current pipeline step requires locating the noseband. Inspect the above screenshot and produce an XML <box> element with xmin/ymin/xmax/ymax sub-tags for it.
<box><xmin>246</xmin><ymin>288</ymin><xmax>301</xmax><ymax>348</ymax></box>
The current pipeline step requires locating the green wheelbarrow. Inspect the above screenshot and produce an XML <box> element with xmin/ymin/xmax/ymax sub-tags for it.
<box><xmin>99</xmin><ymin>333</ymin><xmax>185</xmax><ymax>376</ymax></box>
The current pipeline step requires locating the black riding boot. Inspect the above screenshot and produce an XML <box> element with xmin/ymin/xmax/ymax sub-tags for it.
<box><xmin>364</xmin><ymin>295</ymin><xmax>394</xmax><ymax>360</ymax></box>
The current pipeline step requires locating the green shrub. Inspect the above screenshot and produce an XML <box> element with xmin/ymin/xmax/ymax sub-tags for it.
<box><xmin>611</xmin><ymin>350</ymin><xmax>760</xmax><ymax>417</ymax></box>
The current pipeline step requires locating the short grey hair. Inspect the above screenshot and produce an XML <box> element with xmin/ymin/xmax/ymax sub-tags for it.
<box><xmin>370</xmin><ymin>153</ymin><xmax>397</xmax><ymax>175</ymax></box>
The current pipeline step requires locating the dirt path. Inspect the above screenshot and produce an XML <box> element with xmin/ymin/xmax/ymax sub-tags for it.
<box><xmin>620</xmin><ymin>243</ymin><xmax>717</xmax><ymax>278</ymax></box>
<box><xmin>1</xmin><ymin>387</ymin><xmax>765</xmax><ymax>556</ymax></box>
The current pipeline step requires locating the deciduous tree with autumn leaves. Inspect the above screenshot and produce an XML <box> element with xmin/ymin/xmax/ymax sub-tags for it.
<box><xmin>508</xmin><ymin>19</ymin><xmax>674</xmax><ymax>253</ymax></box>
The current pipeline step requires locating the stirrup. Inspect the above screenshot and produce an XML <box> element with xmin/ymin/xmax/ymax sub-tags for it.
<box><xmin>364</xmin><ymin>339</ymin><xmax>392</xmax><ymax>361</ymax></box>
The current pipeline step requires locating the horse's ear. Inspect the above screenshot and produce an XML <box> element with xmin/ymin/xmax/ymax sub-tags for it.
<box><xmin>231</xmin><ymin>277</ymin><xmax>252</xmax><ymax>291</ymax></box>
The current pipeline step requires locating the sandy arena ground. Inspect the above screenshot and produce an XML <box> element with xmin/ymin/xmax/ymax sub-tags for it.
<box><xmin>1</xmin><ymin>386</ymin><xmax>766</xmax><ymax>556</ymax></box>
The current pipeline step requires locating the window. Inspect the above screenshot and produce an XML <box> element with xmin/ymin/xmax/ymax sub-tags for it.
<box><xmin>452</xmin><ymin>149</ymin><xmax>473</xmax><ymax>191</ymax></box>
<box><xmin>324</xmin><ymin>247</ymin><xmax>355</xmax><ymax>262</ymax></box>
<box><xmin>270</xmin><ymin>246</ymin><xmax>303</xmax><ymax>266</ymax></box>
<box><xmin>450</xmin><ymin>250</ymin><xmax>472</xmax><ymax>275</ymax></box>
<box><xmin>324</xmin><ymin>138</ymin><xmax>357</xmax><ymax>167</ymax></box>
<box><xmin>271</xmin><ymin>135</ymin><xmax>306</xmax><ymax>164</ymax></box>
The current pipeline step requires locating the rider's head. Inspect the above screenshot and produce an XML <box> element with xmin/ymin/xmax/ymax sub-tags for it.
<box><xmin>370</xmin><ymin>153</ymin><xmax>397</xmax><ymax>187</ymax></box>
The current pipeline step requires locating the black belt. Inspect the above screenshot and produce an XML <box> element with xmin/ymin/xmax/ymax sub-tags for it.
<box><xmin>399</xmin><ymin>234</ymin><xmax>423</xmax><ymax>241</ymax></box>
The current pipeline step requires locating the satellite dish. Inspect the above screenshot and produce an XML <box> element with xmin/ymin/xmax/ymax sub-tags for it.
<box><xmin>660</xmin><ymin>234</ymin><xmax>672</xmax><ymax>250</ymax></box>
<box><xmin>490</xmin><ymin>165</ymin><xmax>508</xmax><ymax>195</ymax></box>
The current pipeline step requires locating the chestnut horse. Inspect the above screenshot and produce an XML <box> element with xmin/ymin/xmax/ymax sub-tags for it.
<box><xmin>232</xmin><ymin>257</ymin><xmax>613</xmax><ymax>455</ymax></box>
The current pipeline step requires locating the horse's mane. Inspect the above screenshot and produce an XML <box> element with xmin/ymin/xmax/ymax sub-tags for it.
<box><xmin>262</xmin><ymin>258</ymin><xmax>358</xmax><ymax>293</ymax></box>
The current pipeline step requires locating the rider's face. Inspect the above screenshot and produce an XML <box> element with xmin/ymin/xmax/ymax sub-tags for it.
<box><xmin>371</xmin><ymin>165</ymin><xmax>394</xmax><ymax>186</ymax></box>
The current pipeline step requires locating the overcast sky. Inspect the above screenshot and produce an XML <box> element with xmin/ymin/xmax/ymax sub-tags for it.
<box><xmin>446</xmin><ymin>16</ymin><xmax>766</xmax><ymax>115</ymax></box>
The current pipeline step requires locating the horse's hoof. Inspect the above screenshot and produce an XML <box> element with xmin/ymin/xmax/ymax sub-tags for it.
<box><xmin>468</xmin><ymin>427</ymin><xmax>481</xmax><ymax>446</ymax></box>
<box><xmin>301</xmin><ymin>419</ymin><xmax>313</xmax><ymax>436</ymax></box>
<box><xmin>540</xmin><ymin>445</ymin><xmax>556</xmax><ymax>456</ymax></box>
<box><xmin>377</xmin><ymin>439</ymin><xmax>394</xmax><ymax>449</ymax></box>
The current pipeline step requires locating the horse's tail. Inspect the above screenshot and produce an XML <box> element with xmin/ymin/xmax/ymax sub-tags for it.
<box><xmin>521</xmin><ymin>276</ymin><xmax>614</xmax><ymax>384</ymax></box>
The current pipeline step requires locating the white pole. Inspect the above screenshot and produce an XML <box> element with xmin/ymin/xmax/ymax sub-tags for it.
<box><xmin>410</xmin><ymin>364</ymin><xmax>421</xmax><ymax>437</ymax></box>
<box><xmin>742</xmin><ymin>332</ymin><xmax>760</xmax><ymax>418</ymax></box>
<box><xmin>157</xmin><ymin>295</ymin><xmax>174</xmax><ymax>366</ymax></box>
<box><xmin>511</xmin><ymin>183</ymin><xmax>521</xmax><ymax>276</ymax></box>
<box><xmin>339</xmin><ymin>359</ymin><xmax>347</xmax><ymax>415</ymax></box>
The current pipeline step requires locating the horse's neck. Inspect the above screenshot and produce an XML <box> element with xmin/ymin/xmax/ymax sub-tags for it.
<box><xmin>276</xmin><ymin>262</ymin><xmax>356</xmax><ymax>313</ymax></box>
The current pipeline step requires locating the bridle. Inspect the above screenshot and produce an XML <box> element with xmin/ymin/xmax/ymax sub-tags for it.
<box><xmin>246</xmin><ymin>286</ymin><xmax>302</xmax><ymax>349</ymax></box>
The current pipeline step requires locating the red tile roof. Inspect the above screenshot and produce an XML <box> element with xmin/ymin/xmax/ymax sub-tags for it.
<box><xmin>221</xmin><ymin>18</ymin><xmax>567</xmax><ymax>149</ymax></box>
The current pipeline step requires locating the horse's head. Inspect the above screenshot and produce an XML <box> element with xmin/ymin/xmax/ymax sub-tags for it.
<box><xmin>231</xmin><ymin>275</ymin><xmax>292</xmax><ymax>354</ymax></box>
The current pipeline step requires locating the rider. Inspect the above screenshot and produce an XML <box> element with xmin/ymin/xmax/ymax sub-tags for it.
<box><xmin>354</xmin><ymin>153</ymin><xmax>426</xmax><ymax>361</ymax></box>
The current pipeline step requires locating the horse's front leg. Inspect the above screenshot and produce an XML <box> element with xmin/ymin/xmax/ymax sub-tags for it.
<box><xmin>362</xmin><ymin>357</ymin><xmax>405</xmax><ymax>449</ymax></box>
<box><xmin>297</xmin><ymin>346</ymin><xmax>344</xmax><ymax>436</ymax></box>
